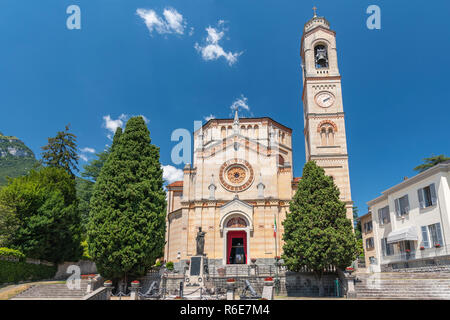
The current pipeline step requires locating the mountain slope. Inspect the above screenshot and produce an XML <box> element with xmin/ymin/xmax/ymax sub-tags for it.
<box><xmin>0</xmin><ymin>131</ymin><xmax>39</xmax><ymax>186</ymax></box>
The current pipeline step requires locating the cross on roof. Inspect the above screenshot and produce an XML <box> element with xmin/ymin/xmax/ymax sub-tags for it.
<box><xmin>313</xmin><ymin>6</ymin><xmax>318</xmax><ymax>17</ymax></box>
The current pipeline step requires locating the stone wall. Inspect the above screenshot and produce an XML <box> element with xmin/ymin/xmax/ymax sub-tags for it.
<box><xmin>54</xmin><ymin>260</ymin><xmax>97</xmax><ymax>280</ymax></box>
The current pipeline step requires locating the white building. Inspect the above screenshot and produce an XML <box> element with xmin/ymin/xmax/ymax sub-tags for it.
<box><xmin>366</xmin><ymin>161</ymin><xmax>450</xmax><ymax>272</ymax></box>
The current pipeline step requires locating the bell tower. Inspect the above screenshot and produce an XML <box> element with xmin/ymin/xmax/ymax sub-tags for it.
<box><xmin>301</xmin><ymin>8</ymin><xmax>354</xmax><ymax>220</ymax></box>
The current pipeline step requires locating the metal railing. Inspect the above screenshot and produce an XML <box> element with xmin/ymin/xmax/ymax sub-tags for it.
<box><xmin>381</xmin><ymin>244</ymin><xmax>450</xmax><ymax>265</ymax></box>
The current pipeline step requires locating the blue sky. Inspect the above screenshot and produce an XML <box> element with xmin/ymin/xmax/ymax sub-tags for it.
<box><xmin>0</xmin><ymin>1</ymin><xmax>449</xmax><ymax>215</ymax></box>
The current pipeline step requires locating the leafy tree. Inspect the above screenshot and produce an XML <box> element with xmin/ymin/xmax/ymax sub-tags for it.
<box><xmin>282</xmin><ymin>161</ymin><xmax>358</xmax><ymax>296</ymax></box>
<box><xmin>87</xmin><ymin>118</ymin><xmax>166</xmax><ymax>283</ymax></box>
<box><xmin>0</xmin><ymin>204</ymin><xmax>19</xmax><ymax>246</ymax></box>
<box><xmin>81</xmin><ymin>149</ymin><xmax>112</xmax><ymax>182</ymax></box>
<box><xmin>414</xmin><ymin>154</ymin><xmax>449</xmax><ymax>173</ymax></box>
<box><xmin>0</xmin><ymin>167</ymin><xmax>82</xmax><ymax>263</ymax></box>
<box><xmin>41</xmin><ymin>125</ymin><xmax>79</xmax><ymax>177</ymax></box>
<box><xmin>353</xmin><ymin>206</ymin><xmax>362</xmax><ymax>240</ymax></box>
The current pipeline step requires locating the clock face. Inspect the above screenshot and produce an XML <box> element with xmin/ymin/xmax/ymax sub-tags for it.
<box><xmin>315</xmin><ymin>92</ymin><xmax>335</xmax><ymax>108</ymax></box>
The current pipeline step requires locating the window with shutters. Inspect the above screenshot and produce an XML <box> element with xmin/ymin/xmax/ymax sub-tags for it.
<box><xmin>363</xmin><ymin>221</ymin><xmax>373</xmax><ymax>233</ymax></box>
<box><xmin>394</xmin><ymin>195</ymin><xmax>409</xmax><ymax>216</ymax></box>
<box><xmin>381</xmin><ymin>238</ymin><xmax>394</xmax><ymax>256</ymax></box>
<box><xmin>421</xmin><ymin>226</ymin><xmax>430</xmax><ymax>248</ymax></box>
<box><xmin>418</xmin><ymin>183</ymin><xmax>437</xmax><ymax>209</ymax></box>
<box><xmin>428</xmin><ymin>223</ymin><xmax>443</xmax><ymax>247</ymax></box>
<box><xmin>366</xmin><ymin>237</ymin><xmax>374</xmax><ymax>249</ymax></box>
<box><xmin>378</xmin><ymin>206</ymin><xmax>390</xmax><ymax>225</ymax></box>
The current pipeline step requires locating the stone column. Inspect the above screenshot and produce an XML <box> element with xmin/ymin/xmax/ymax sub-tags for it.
<box><xmin>345</xmin><ymin>274</ymin><xmax>356</xmax><ymax>298</ymax></box>
<box><xmin>130</xmin><ymin>282</ymin><xmax>141</xmax><ymax>300</ymax></box>
<box><xmin>262</xmin><ymin>280</ymin><xmax>274</xmax><ymax>300</ymax></box>
<box><xmin>86</xmin><ymin>278</ymin><xmax>93</xmax><ymax>293</ymax></box>
<box><xmin>104</xmin><ymin>282</ymin><xmax>113</xmax><ymax>300</ymax></box>
<box><xmin>226</xmin><ymin>281</ymin><xmax>235</xmax><ymax>300</ymax></box>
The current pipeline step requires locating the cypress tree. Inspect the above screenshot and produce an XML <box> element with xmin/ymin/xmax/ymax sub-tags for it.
<box><xmin>87</xmin><ymin>119</ymin><xmax>166</xmax><ymax>284</ymax></box>
<box><xmin>282</xmin><ymin>161</ymin><xmax>357</xmax><ymax>296</ymax></box>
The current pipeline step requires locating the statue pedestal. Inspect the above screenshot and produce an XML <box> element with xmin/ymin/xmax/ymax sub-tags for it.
<box><xmin>185</xmin><ymin>256</ymin><xmax>206</xmax><ymax>289</ymax></box>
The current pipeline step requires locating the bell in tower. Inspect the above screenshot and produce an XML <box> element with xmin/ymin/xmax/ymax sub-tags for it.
<box><xmin>314</xmin><ymin>45</ymin><xmax>328</xmax><ymax>69</ymax></box>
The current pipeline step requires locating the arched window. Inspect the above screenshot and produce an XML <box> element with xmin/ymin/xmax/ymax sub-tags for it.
<box><xmin>319</xmin><ymin>124</ymin><xmax>335</xmax><ymax>146</ymax></box>
<box><xmin>278</xmin><ymin>154</ymin><xmax>285</xmax><ymax>166</ymax></box>
<box><xmin>221</xmin><ymin>126</ymin><xmax>226</xmax><ymax>139</ymax></box>
<box><xmin>254</xmin><ymin>125</ymin><xmax>259</xmax><ymax>139</ymax></box>
<box><xmin>314</xmin><ymin>44</ymin><xmax>328</xmax><ymax>69</ymax></box>
<box><xmin>317</xmin><ymin>121</ymin><xmax>337</xmax><ymax>146</ymax></box>
<box><xmin>241</xmin><ymin>125</ymin><xmax>246</xmax><ymax>136</ymax></box>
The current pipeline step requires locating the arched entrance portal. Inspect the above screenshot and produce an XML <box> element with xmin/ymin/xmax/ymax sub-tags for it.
<box><xmin>223</xmin><ymin>216</ymin><xmax>249</xmax><ymax>265</ymax></box>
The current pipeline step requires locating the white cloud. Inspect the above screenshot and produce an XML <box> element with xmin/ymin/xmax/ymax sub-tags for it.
<box><xmin>204</xmin><ymin>114</ymin><xmax>216</xmax><ymax>122</ymax></box>
<box><xmin>80</xmin><ymin>147</ymin><xmax>96</xmax><ymax>154</ymax></box>
<box><xmin>103</xmin><ymin>114</ymin><xmax>127</xmax><ymax>138</ymax></box>
<box><xmin>194</xmin><ymin>21</ymin><xmax>242</xmax><ymax>66</ymax></box>
<box><xmin>230</xmin><ymin>95</ymin><xmax>250</xmax><ymax>112</ymax></box>
<box><xmin>79</xmin><ymin>154</ymin><xmax>88</xmax><ymax>162</ymax></box>
<box><xmin>162</xmin><ymin>165</ymin><xmax>184</xmax><ymax>184</ymax></box>
<box><xmin>137</xmin><ymin>7</ymin><xmax>186</xmax><ymax>35</ymax></box>
<box><xmin>102</xmin><ymin>114</ymin><xmax>149</xmax><ymax>140</ymax></box>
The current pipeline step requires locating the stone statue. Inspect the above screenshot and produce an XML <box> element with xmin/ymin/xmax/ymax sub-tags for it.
<box><xmin>196</xmin><ymin>227</ymin><xmax>206</xmax><ymax>256</ymax></box>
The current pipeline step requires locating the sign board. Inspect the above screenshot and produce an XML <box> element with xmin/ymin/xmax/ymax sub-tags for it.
<box><xmin>190</xmin><ymin>256</ymin><xmax>202</xmax><ymax>276</ymax></box>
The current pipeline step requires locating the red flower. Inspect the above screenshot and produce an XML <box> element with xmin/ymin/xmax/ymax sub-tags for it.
<box><xmin>405</xmin><ymin>249</ymin><xmax>411</xmax><ymax>253</ymax></box>
<box><xmin>104</xmin><ymin>280</ymin><xmax>112</xmax><ymax>284</ymax></box>
<box><xmin>435</xmin><ymin>243</ymin><xmax>441</xmax><ymax>248</ymax></box>
<box><xmin>345</xmin><ymin>267</ymin><xmax>354</xmax><ymax>271</ymax></box>
<box><xmin>131</xmin><ymin>280</ymin><xmax>140</xmax><ymax>284</ymax></box>
<box><xmin>420</xmin><ymin>246</ymin><xmax>425</xmax><ymax>250</ymax></box>
<box><xmin>264</xmin><ymin>277</ymin><xmax>273</xmax><ymax>281</ymax></box>
<box><xmin>226</xmin><ymin>278</ymin><xmax>235</xmax><ymax>283</ymax></box>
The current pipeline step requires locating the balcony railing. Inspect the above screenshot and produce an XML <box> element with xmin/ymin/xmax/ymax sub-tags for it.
<box><xmin>381</xmin><ymin>244</ymin><xmax>450</xmax><ymax>264</ymax></box>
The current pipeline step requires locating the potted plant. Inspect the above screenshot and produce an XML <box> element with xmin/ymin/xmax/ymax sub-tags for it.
<box><xmin>104</xmin><ymin>280</ymin><xmax>112</xmax><ymax>287</ymax></box>
<box><xmin>217</xmin><ymin>267</ymin><xmax>226</xmax><ymax>277</ymax></box>
<box><xmin>420</xmin><ymin>246</ymin><xmax>425</xmax><ymax>250</ymax></box>
<box><xmin>251</xmin><ymin>258</ymin><xmax>257</xmax><ymax>264</ymax></box>
<box><xmin>264</xmin><ymin>277</ymin><xmax>274</xmax><ymax>286</ymax></box>
<box><xmin>345</xmin><ymin>267</ymin><xmax>354</xmax><ymax>275</ymax></box>
<box><xmin>405</xmin><ymin>249</ymin><xmax>411</xmax><ymax>253</ymax></box>
<box><xmin>131</xmin><ymin>280</ymin><xmax>140</xmax><ymax>288</ymax></box>
<box><xmin>174</xmin><ymin>296</ymin><xmax>183</xmax><ymax>300</ymax></box>
<box><xmin>435</xmin><ymin>243</ymin><xmax>441</xmax><ymax>248</ymax></box>
<box><xmin>226</xmin><ymin>278</ymin><xmax>236</xmax><ymax>290</ymax></box>
<box><xmin>166</xmin><ymin>261</ymin><xmax>174</xmax><ymax>271</ymax></box>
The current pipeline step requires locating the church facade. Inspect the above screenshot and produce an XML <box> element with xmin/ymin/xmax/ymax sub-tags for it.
<box><xmin>164</xmin><ymin>13</ymin><xmax>353</xmax><ymax>267</ymax></box>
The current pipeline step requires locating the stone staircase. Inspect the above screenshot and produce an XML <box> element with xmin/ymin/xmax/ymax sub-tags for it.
<box><xmin>354</xmin><ymin>271</ymin><xmax>450</xmax><ymax>300</ymax></box>
<box><xmin>11</xmin><ymin>280</ymin><xmax>89</xmax><ymax>300</ymax></box>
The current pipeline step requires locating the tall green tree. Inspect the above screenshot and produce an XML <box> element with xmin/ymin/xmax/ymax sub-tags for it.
<box><xmin>41</xmin><ymin>124</ymin><xmax>79</xmax><ymax>177</ymax></box>
<box><xmin>282</xmin><ymin>161</ymin><xmax>358</xmax><ymax>296</ymax></box>
<box><xmin>0</xmin><ymin>167</ymin><xmax>82</xmax><ymax>262</ymax></box>
<box><xmin>77</xmin><ymin>136</ymin><xmax>119</xmax><ymax>235</ymax></box>
<box><xmin>414</xmin><ymin>154</ymin><xmax>449</xmax><ymax>173</ymax></box>
<box><xmin>87</xmin><ymin>118</ymin><xmax>166</xmax><ymax>283</ymax></box>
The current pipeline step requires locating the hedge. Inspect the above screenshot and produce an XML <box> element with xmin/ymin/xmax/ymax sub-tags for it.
<box><xmin>0</xmin><ymin>260</ymin><xmax>57</xmax><ymax>284</ymax></box>
<box><xmin>0</xmin><ymin>247</ymin><xmax>25</xmax><ymax>261</ymax></box>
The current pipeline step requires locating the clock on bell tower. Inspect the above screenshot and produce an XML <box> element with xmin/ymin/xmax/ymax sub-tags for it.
<box><xmin>300</xmin><ymin>8</ymin><xmax>354</xmax><ymax>221</ymax></box>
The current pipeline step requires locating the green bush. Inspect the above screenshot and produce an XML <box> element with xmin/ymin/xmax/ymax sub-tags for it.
<box><xmin>0</xmin><ymin>247</ymin><xmax>25</xmax><ymax>261</ymax></box>
<box><xmin>81</xmin><ymin>240</ymin><xmax>92</xmax><ymax>260</ymax></box>
<box><xmin>165</xmin><ymin>261</ymin><xmax>174</xmax><ymax>271</ymax></box>
<box><xmin>0</xmin><ymin>260</ymin><xmax>56</xmax><ymax>284</ymax></box>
